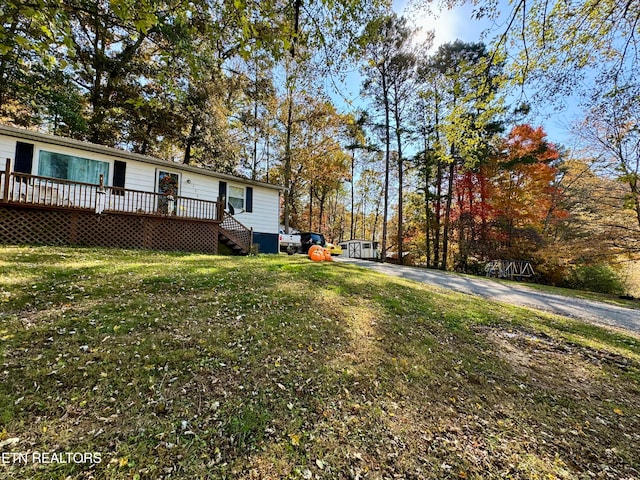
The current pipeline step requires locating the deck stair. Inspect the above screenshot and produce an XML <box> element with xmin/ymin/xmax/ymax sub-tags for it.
<box><xmin>218</xmin><ymin>211</ymin><xmax>252</xmax><ymax>255</ymax></box>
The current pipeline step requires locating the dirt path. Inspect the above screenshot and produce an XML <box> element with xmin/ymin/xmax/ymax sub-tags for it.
<box><xmin>336</xmin><ymin>257</ymin><xmax>640</xmax><ymax>334</ymax></box>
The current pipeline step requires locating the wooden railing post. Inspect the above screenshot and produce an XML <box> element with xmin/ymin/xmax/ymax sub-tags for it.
<box><xmin>2</xmin><ymin>158</ymin><xmax>11</xmax><ymax>203</ymax></box>
<box><xmin>216</xmin><ymin>197</ymin><xmax>224</xmax><ymax>221</ymax></box>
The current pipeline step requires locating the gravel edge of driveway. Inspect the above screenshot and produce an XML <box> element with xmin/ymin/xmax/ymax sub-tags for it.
<box><xmin>335</xmin><ymin>257</ymin><xmax>640</xmax><ymax>336</ymax></box>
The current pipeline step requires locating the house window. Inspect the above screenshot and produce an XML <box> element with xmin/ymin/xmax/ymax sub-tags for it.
<box><xmin>38</xmin><ymin>150</ymin><xmax>109</xmax><ymax>185</ymax></box>
<box><xmin>229</xmin><ymin>185</ymin><xmax>245</xmax><ymax>210</ymax></box>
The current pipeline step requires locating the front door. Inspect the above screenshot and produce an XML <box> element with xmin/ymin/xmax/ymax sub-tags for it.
<box><xmin>348</xmin><ymin>242</ymin><xmax>361</xmax><ymax>258</ymax></box>
<box><xmin>157</xmin><ymin>170</ymin><xmax>179</xmax><ymax>214</ymax></box>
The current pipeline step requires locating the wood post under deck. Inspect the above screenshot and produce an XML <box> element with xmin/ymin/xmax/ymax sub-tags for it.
<box><xmin>2</xmin><ymin>158</ymin><xmax>11</xmax><ymax>203</ymax></box>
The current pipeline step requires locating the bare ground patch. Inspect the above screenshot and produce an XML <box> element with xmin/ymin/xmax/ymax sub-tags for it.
<box><xmin>481</xmin><ymin>326</ymin><xmax>640</xmax><ymax>401</ymax></box>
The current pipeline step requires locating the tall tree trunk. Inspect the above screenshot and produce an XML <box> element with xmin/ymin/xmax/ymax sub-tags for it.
<box><xmin>372</xmin><ymin>195</ymin><xmax>381</xmax><ymax>246</ymax></box>
<box><xmin>350</xmin><ymin>150</ymin><xmax>355</xmax><ymax>240</ymax></box>
<box><xmin>432</xmin><ymin>85</ymin><xmax>442</xmax><ymax>269</ymax></box>
<box><xmin>139</xmin><ymin>123</ymin><xmax>153</xmax><ymax>155</ymax></box>
<box><xmin>479</xmin><ymin>170</ymin><xmax>490</xmax><ymax>258</ymax></box>
<box><xmin>89</xmin><ymin>21</ymin><xmax>105</xmax><ymax>144</ymax></box>
<box><xmin>283</xmin><ymin>90</ymin><xmax>293</xmax><ymax>233</ymax></box>
<box><xmin>625</xmin><ymin>173</ymin><xmax>640</xmax><ymax>229</ymax></box>
<box><xmin>424</xmin><ymin>152</ymin><xmax>432</xmax><ymax>267</ymax></box>
<box><xmin>394</xmin><ymin>100</ymin><xmax>404</xmax><ymax>265</ymax></box>
<box><xmin>318</xmin><ymin>191</ymin><xmax>327</xmax><ymax>231</ymax></box>
<box><xmin>381</xmin><ymin>68</ymin><xmax>390</xmax><ymax>264</ymax></box>
<box><xmin>434</xmin><ymin>160</ymin><xmax>442</xmax><ymax>267</ymax></box>
<box><xmin>308</xmin><ymin>183</ymin><xmax>313</xmax><ymax>230</ymax></box>
<box><xmin>362</xmin><ymin>193</ymin><xmax>367</xmax><ymax>239</ymax></box>
<box><xmin>252</xmin><ymin>93</ymin><xmax>259</xmax><ymax>180</ymax></box>
<box><xmin>265</xmin><ymin>133</ymin><xmax>270</xmax><ymax>183</ymax></box>
<box><xmin>183</xmin><ymin>119</ymin><xmax>197</xmax><ymax>165</ymax></box>
<box><xmin>441</xmin><ymin>160</ymin><xmax>455</xmax><ymax>269</ymax></box>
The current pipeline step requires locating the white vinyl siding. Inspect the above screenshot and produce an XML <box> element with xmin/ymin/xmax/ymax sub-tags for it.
<box><xmin>0</xmin><ymin>138</ymin><xmax>12</xmax><ymax>170</ymax></box>
<box><xmin>244</xmin><ymin>186</ymin><xmax>279</xmax><ymax>234</ymax></box>
<box><xmin>0</xmin><ymin>131</ymin><xmax>281</xmax><ymax>235</ymax></box>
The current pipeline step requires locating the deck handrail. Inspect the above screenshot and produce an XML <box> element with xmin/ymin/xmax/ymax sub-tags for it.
<box><xmin>1</xmin><ymin>167</ymin><xmax>222</xmax><ymax>222</ymax></box>
<box><xmin>220</xmin><ymin>211</ymin><xmax>252</xmax><ymax>253</ymax></box>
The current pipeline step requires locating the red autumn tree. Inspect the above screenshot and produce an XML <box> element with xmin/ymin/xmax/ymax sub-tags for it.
<box><xmin>452</xmin><ymin>167</ymin><xmax>495</xmax><ymax>270</ymax></box>
<box><xmin>487</xmin><ymin>124</ymin><xmax>563</xmax><ymax>259</ymax></box>
<box><xmin>449</xmin><ymin>124</ymin><xmax>564</xmax><ymax>271</ymax></box>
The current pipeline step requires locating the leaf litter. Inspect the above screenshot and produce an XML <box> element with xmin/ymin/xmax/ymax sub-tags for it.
<box><xmin>0</xmin><ymin>246</ymin><xmax>638</xmax><ymax>479</ymax></box>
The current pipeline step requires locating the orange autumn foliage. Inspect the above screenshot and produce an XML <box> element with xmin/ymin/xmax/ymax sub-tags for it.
<box><xmin>451</xmin><ymin>125</ymin><xmax>566</xmax><ymax>264</ymax></box>
<box><xmin>490</xmin><ymin>124</ymin><xmax>562</xmax><ymax>229</ymax></box>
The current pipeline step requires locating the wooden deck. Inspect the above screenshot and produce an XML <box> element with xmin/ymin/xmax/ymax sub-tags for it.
<box><xmin>0</xmin><ymin>160</ymin><xmax>252</xmax><ymax>254</ymax></box>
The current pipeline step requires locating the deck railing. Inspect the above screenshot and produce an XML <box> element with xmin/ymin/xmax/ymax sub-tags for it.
<box><xmin>1</xmin><ymin>160</ymin><xmax>223</xmax><ymax>222</ymax></box>
<box><xmin>220</xmin><ymin>211</ymin><xmax>253</xmax><ymax>253</ymax></box>
<box><xmin>101</xmin><ymin>185</ymin><xmax>220</xmax><ymax>220</ymax></box>
<box><xmin>1</xmin><ymin>171</ymin><xmax>100</xmax><ymax>210</ymax></box>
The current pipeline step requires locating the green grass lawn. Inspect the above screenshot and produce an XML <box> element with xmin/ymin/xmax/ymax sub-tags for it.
<box><xmin>513</xmin><ymin>280</ymin><xmax>640</xmax><ymax>310</ymax></box>
<box><xmin>1</xmin><ymin>246</ymin><xmax>639</xmax><ymax>479</ymax></box>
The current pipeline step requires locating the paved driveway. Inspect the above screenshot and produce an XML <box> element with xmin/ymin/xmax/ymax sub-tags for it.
<box><xmin>336</xmin><ymin>257</ymin><xmax>640</xmax><ymax>334</ymax></box>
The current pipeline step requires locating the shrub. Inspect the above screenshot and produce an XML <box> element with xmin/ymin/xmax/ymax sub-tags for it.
<box><xmin>562</xmin><ymin>264</ymin><xmax>626</xmax><ymax>295</ymax></box>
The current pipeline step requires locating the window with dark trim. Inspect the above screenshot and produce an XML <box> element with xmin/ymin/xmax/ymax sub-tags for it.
<box><xmin>219</xmin><ymin>181</ymin><xmax>227</xmax><ymax>204</ymax></box>
<box><xmin>245</xmin><ymin>187</ymin><xmax>253</xmax><ymax>212</ymax></box>
<box><xmin>229</xmin><ymin>185</ymin><xmax>245</xmax><ymax>211</ymax></box>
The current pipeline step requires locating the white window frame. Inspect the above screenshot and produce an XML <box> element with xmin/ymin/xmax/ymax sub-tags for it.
<box><xmin>228</xmin><ymin>184</ymin><xmax>245</xmax><ymax>211</ymax></box>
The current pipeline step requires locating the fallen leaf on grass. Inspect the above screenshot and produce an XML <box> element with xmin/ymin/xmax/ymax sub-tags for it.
<box><xmin>289</xmin><ymin>433</ymin><xmax>300</xmax><ymax>446</ymax></box>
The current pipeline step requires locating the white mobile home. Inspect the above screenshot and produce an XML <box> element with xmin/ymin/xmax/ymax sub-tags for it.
<box><xmin>338</xmin><ymin>239</ymin><xmax>380</xmax><ymax>260</ymax></box>
<box><xmin>0</xmin><ymin>124</ymin><xmax>283</xmax><ymax>254</ymax></box>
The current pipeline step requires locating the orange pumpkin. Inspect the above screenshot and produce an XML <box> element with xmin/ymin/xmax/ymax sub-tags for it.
<box><xmin>323</xmin><ymin>248</ymin><xmax>333</xmax><ymax>261</ymax></box>
<box><xmin>308</xmin><ymin>245</ymin><xmax>323</xmax><ymax>257</ymax></box>
<box><xmin>309</xmin><ymin>248</ymin><xmax>325</xmax><ymax>262</ymax></box>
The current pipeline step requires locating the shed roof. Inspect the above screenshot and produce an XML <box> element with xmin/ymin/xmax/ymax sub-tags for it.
<box><xmin>0</xmin><ymin>124</ymin><xmax>284</xmax><ymax>191</ymax></box>
<box><xmin>340</xmin><ymin>239</ymin><xmax>377</xmax><ymax>243</ymax></box>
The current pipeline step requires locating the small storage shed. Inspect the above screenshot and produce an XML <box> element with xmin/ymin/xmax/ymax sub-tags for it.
<box><xmin>338</xmin><ymin>239</ymin><xmax>380</xmax><ymax>260</ymax></box>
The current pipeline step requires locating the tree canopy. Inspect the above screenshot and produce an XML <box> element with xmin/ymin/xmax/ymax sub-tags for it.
<box><xmin>2</xmin><ymin>0</ymin><xmax>639</xmax><ymax>292</ymax></box>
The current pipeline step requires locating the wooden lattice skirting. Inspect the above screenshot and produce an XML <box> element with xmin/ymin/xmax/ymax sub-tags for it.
<box><xmin>0</xmin><ymin>205</ymin><xmax>219</xmax><ymax>253</ymax></box>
